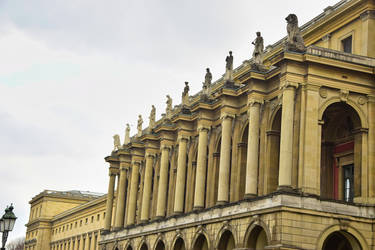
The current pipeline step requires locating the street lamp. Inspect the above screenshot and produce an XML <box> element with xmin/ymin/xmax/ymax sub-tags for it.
<box><xmin>0</xmin><ymin>204</ymin><xmax>17</xmax><ymax>250</ymax></box>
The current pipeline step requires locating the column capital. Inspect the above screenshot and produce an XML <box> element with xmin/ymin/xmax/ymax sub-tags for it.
<box><xmin>177</xmin><ymin>135</ymin><xmax>189</xmax><ymax>143</ymax></box>
<box><xmin>161</xmin><ymin>144</ymin><xmax>172</xmax><ymax>151</ymax></box>
<box><xmin>281</xmin><ymin>81</ymin><xmax>299</xmax><ymax>90</ymax></box>
<box><xmin>131</xmin><ymin>160</ymin><xmax>142</xmax><ymax>166</ymax></box>
<box><xmin>220</xmin><ymin>113</ymin><xmax>235</xmax><ymax>121</ymax></box>
<box><xmin>109</xmin><ymin>170</ymin><xmax>116</xmax><ymax>177</ymax></box>
<box><xmin>248</xmin><ymin>98</ymin><xmax>263</xmax><ymax>107</ymax></box>
<box><xmin>197</xmin><ymin>125</ymin><xmax>210</xmax><ymax>133</ymax></box>
<box><xmin>145</xmin><ymin>153</ymin><xmax>156</xmax><ymax>159</ymax></box>
<box><xmin>360</xmin><ymin>10</ymin><xmax>375</xmax><ymax>21</ymax></box>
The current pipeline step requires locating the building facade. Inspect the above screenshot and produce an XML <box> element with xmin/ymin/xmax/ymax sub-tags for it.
<box><xmin>99</xmin><ymin>0</ymin><xmax>375</xmax><ymax>250</ymax></box>
<box><xmin>25</xmin><ymin>190</ymin><xmax>106</xmax><ymax>250</ymax></box>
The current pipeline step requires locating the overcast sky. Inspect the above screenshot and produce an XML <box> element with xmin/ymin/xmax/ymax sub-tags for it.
<box><xmin>0</xmin><ymin>0</ymin><xmax>339</xmax><ymax>242</ymax></box>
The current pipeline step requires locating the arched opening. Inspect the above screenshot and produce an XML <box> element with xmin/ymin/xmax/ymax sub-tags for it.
<box><xmin>194</xmin><ymin>234</ymin><xmax>209</xmax><ymax>250</ymax></box>
<box><xmin>155</xmin><ymin>241</ymin><xmax>165</xmax><ymax>250</ymax></box>
<box><xmin>238</xmin><ymin>124</ymin><xmax>248</xmax><ymax>200</ymax></box>
<box><xmin>213</xmin><ymin>138</ymin><xmax>221</xmax><ymax>204</ymax></box>
<box><xmin>218</xmin><ymin>230</ymin><xmax>235</xmax><ymax>250</ymax></box>
<box><xmin>140</xmin><ymin>243</ymin><xmax>148</xmax><ymax>250</ymax></box>
<box><xmin>265</xmin><ymin>108</ymin><xmax>281</xmax><ymax>194</ymax></box>
<box><xmin>320</xmin><ymin>103</ymin><xmax>362</xmax><ymax>201</ymax></box>
<box><xmin>322</xmin><ymin>231</ymin><xmax>362</xmax><ymax>250</ymax></box>
<box><xmin>186</xmin><ymin>141</ymin><xmax>198</xmax><ymax>212</ymax></box>
<box><xmin>246</xmin><ymin>225</ymin><xmax>268</xmax><ymax>250</ymax></box>
<box><xmin>173</xmin><ymin>237</ymin><xmax>186</xmax><ymax>250</ymax></box>
<box><xmin>126</xmin><ymin>245</ymin><xmax>133</xmax><ymax>250</ymax></box>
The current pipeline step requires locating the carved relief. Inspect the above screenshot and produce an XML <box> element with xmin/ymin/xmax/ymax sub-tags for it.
<box><xmin>358</xmin><ymin>96</ymin><xmax>367</xmax><ymax>105</ymax></box>
<box><xmin>340</xmin><ymin>89</ymin><xmax>349</xmax><ymax>102</ymax></box>
<box><xmin>319</xmin><ymin>87</ymin><xmax>328</xmax><ymax>98</ymax></box>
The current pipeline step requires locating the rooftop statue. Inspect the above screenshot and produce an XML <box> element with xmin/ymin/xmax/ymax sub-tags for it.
<box><xmin>113</xmin><ymin>134</ymin><xmax>121</xmax><ymax>151</ymax></box>
<box><xmin>124</xmin><ymin>123</ymin><xmax>130</xmax><ymax>145</ymax></box>
<box><xmin>252</xmin><ymin>32</ymin><xmax>264</xmax><ymax>64</ymax></box>
<box><xmin>137</xmin><ymin>115</ymin><xmax>143</xmax><ymax>137</ymax></box>
<box><xmin>182</xmin><ymin>81</ymin><xmax>190</xmax><ymax>106</ymax></box>
<box><xmin>224</xmin><ymin>51</ymin><xmax>234</xmax><ymax>83</ymax></box>
<box><xmin>149</xmin><ymin>105</ymin><xmax>156</xmax><ymax>130</ymax></box>
<box><xmin>285</xmin><ymin>14</ymin><xmax>306</xmax><ymax>52</ymax></box>
<box><xmin>166</xmin><ymin>95</ymin><xmax>172</xmax><ymax>119</ymax></box>
<box><xmin>202</xmin><ymin>68</ymin><xmax>212</xmax><ymax>98</ymax></box>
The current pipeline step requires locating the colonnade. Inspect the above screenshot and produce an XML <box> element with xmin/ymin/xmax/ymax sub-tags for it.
<box><xmin>51</xmin><ymin>231</ymin><xmax>99</xmax><ymax>250</ymax></box>
<box><xmin>104</xmin><ymin>84</ymin><xmax>298</xmax><ymax>231</ymax></box>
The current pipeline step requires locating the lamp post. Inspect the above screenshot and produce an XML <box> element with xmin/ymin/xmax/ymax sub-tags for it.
<box><xmin>0</xmin><ymin>204</ymin><xmax>17</xmax><ymax>250</ymax></box>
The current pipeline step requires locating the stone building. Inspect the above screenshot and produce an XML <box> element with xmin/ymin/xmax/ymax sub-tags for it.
<box><xmin>25</xmin><ymin>190</ymin><xmax>106</xmax><ymax>250</ymax></box>
<box><xmin>99</xmin><ymin>0</ymin><xmax>375</xmax><ymax>249</ymax></box>
<box><xmin>24</xmin><ymin>0</ymin><xmax>375</xmax><ymax>249</ymax></box>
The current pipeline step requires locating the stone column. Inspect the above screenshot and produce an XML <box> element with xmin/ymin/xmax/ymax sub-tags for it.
<box><xmin>217</xmin><ymin>113</ymin><xmax>234</xmax><ymax>204</ymax></box>
<box><xmin>140</xmin><ymin>153</ymin><xmax>154</xmax><ymax>221</ymax></box>
<box><xmin>194</xmin><ymin>126</ymin><xmax>209</xmax><ymax>209</ymax></box>
<box><xmin>278</xmin><ymin>83</ymin><xmax>297</xmax><ymax>189</ymax></box>
<box><xmin>368</xmin><ymin>96</ymin><xmax>375</xmax><ymax>198</ymax></box>
<box><xmin>84</xmin><ymin>234</ymin><xmax>90</xmax><ymax>250</ymax></box>
<box><xmin>174</xmin><ymin>136</ymin><xmax>188</xmax><ymax>213</ymax></box>
<box><xmin>127</xmin><ymin>161</ymin><xmax>140</xmax><ymax>225</ymax></box>
<box><xmin>114</xmin><ymin>161</ymin><xmax>128</xmax><ymax>229</ymax></box>
<box><xmin>104</xmin><ymin>169</ymin><xmax>116</xmax><ymax>231</ymax></box>
<box><xmin>245</xmin><ymin>100</ymin><xmax>261</xmax><ymax>198</ymax></box>
<box><xmin>156</xmin><ymin>145</ymin><xmax>170</xmax><ymax>217</ymax></box>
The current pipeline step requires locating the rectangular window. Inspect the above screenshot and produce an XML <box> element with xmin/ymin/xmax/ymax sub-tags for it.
<box><xmin>91</xmin><ymin>216</ymin><xmax>94</xmax><ymax>223</ymax></box>
<box><xmin>341</xmin><ymin>36</ymin><xmax>352</xmax><ymax>53</ymax></box>
<box><xmin>97</xmin><ymin>214</ymin><xmax>100</xmax><ymax>221</ymax></box>
<box><xmin>343</xmin><ymin>164</ymin><xmax>354</xmax><ymax>202</ymax></box>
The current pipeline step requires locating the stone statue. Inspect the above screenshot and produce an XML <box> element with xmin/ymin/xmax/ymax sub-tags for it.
<box><xmin>224</xmin><ymin>51</ymin><xmax>234</xmax><ymax>82</ymax></box>
<box><xmin>252</xmin><ymin>32</ymin><xmax>264</xmax><ymax>64</ymax></box>
<box><xmin>285</xmin><ymin>14</ymin><xmax>305</xmax><ymax>52</ymax></box>
<box><xmin>113</xmin><ymin>134</ymin><xmax>121</xmax><ymax>151</ymax></box>
<box><xmin>182</xmin><ymin>81</ymin><xmax>190</xmax><ymax>106</ymax></box>
<box><xmin>137</xmin><ymin>115</ymin><xmax>143</xmax><ymax>137</ymax></box>
<box><xmin>124</xmin><ymin>123</ymin><xmax>130</xmax><ymax>145</ymax></box>
<box><xmin>149</xmin><ymin>105</ymin><xmax>156</xmax><ymax>130</ymax></box>
<box><xmin>166</xmin><ymin>95</ymin><xmax>172</xmax><ymax>119</ymax></box>
<box><xmin>202</xmin><ymin>68</ymin><xmax>212</xmax><ymax>97</ymax></box>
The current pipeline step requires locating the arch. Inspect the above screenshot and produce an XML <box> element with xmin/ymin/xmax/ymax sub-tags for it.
<box><xmin>215</xmin><ymin>223</ymin><xmax>237</xmax><ymax>249</ymax></box>
<box><xmin>154</xmin><ymin>240</ymin><xmax>166</xmax><ymax>250</ymax></box>
<box><xmin>171</xmin><ymin>236</ymin><xmax>186</xmax><ymax>250</ymax></box>
<box><xmin>192</xmin><ymin>228</ymin><xmax>211</xmax><ymax>250</ymax></box>
<box><xmin>216</xmin><ymin>229</ymin><xmax>236</xmax><ymax>250</ymax></box>
<box><xmin>243</xmin><ymin>220</ymin><xmax>271</xmax><ymax>250</ymax></box>
<box><xmin>238</xmin><ymin>122</ymin><xmax>249</xmax><ymax>200</ymax></box>
<box><xmin>267</xmin><ymin>104</ymin><xmax>282</xmax><ymax>131</ymax></box>
<box><xmin>320</xmin><ymin>101</ymin><xmax>364</xmax><ymax>201</ymax></box>
<box><xmin>319</xmin><ymin>97</ymin><xmax>368</xmax><ymax>129</ymax></box>
<box><xmin>124</xmin><ymin>240</ymin><xmax>134</xmax><ymax>250</ymax></box>
<box><xmin>317</xmin><ymin>224</ymin><xmax>368</xmax><ymax>250</ymax></box>
<box><xmin>138</xmin><ymin>239</ymin><xmax>149</xmax><ymax>250</ymax></box>
<box><xmin>264</xmin><ymin>107</ymin><xmax>281</xmax><ymax>194</ymax></box>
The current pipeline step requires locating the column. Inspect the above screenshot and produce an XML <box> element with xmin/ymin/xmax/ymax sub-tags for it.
<box><xmin>84</xmin><ymin>234</ymin><xmax>90</xmax><ymax>250</ymax></box>
<box><xmin>127</xmin><ymin>161</ymin><xmax>140</xmax><ymax>225</ymax></box>
<box><xmin>140</xmin><ymin>153</ymin><xmax>154</xmax><ymax>221</ymax></box>
<box><xmin>174</xmin><ymin>136</ymin><xmax>188</xmax><ymax>213</ymax></box>
<box><xmin>217</xmin><ymin>113</ymin><xmax>234</xmax><ymax>204</ymax></box>
<box><xmin>245</xmin><ymin>100</ymin><xmax>261</xmax><ymax>198</ymax></box>
<box><xmin>104</xmin><ymin>169</ymin><xmax>116</xmax><ymax>231</ymax></box>
<box><xmin>194</xmin><ymin>127</ymin><xmax>209</xmax><ymax>209</ymax></box>
<box><xmin>114</xmin><ymin>161</ymin><xmax>128</xmax><ymax>228</ymax></box>
<box><xmin>156</xmin><ymin>145</ymin><xmax>170</xmax><ymax>217</ymax></box>
<box><xmin>278</xmin><ymin>83</ymin><xmax>297</xmax><ymax>189</ymax></box>
<box><xmin>368</xmin><ymin>96</ymin><xmax>375</xmax><ymax>198</ymax></box>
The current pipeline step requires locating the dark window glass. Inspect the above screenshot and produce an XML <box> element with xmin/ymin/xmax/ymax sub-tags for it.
<box><xmin>342</xmin><ymin>36</ymin><xmax>352</xmax><ymax>53</ymax></box>
<box><xmin>343</xmin><ymin>164</ymin><xmax>354</xmax><ymax>202</ymax></box>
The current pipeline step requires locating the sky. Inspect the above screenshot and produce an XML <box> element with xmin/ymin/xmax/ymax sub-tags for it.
<box><xmin>0</xmin><ymin>0</ymin><xmax>339</xmax><ymax>243</ymax></box>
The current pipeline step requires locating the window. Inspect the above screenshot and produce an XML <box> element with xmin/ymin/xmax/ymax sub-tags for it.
<box><xmin>70</xmin><ymin>223</ymin><xmax>73</xmax><ymax>229</ymax></box>
<box><xmin>343</xmin><ymin>164</ymin><xmax>354</xmax><ymax>202</ymax></box>
<box><xmin>80</xmin><ymin>220</ymin><xmax>82</xmax><ymax>227</ymax></box>
<box><xmin>97</xmin><ymin>214</ymin><xmax>100</xmax><ymax>221</ymax></box>
<box><xmin>91</xmin><ymin>216</ymin><xmax>94</xmax><ymax>223</ymax></box>
<box><xmin>75</xmin><ymin>221</ymin><xmax>77</xmax><ymax>228</ymax></box>
<box><xmin>341</xmin><ymin>36</ymin><xmax>352</xmax><ymax>53</ymax></box>
<box><xmin>103</xmin><ymin>212</ymin><xmax>106</xmax><ymax>219</ymax></box>
<box><xmin>85</xmin><ymin>218</ymin><xmax>88</xmax><ymax>224</ymax></box>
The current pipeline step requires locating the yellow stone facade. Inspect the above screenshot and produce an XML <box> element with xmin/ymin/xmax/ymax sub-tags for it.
<box><xmin>100</xmin><ymin>0</ymin><xmax>375</xmax><ymax>249</ymax></box>
<box><xmin>25</xmin><ymin>190</ymin><xmax>106</xmax><ymax>250</ymax></box>
<box><xmin>24</xmin><ymin>0</ymin><xmax>375</xmax><ymax>249</ymax></box>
